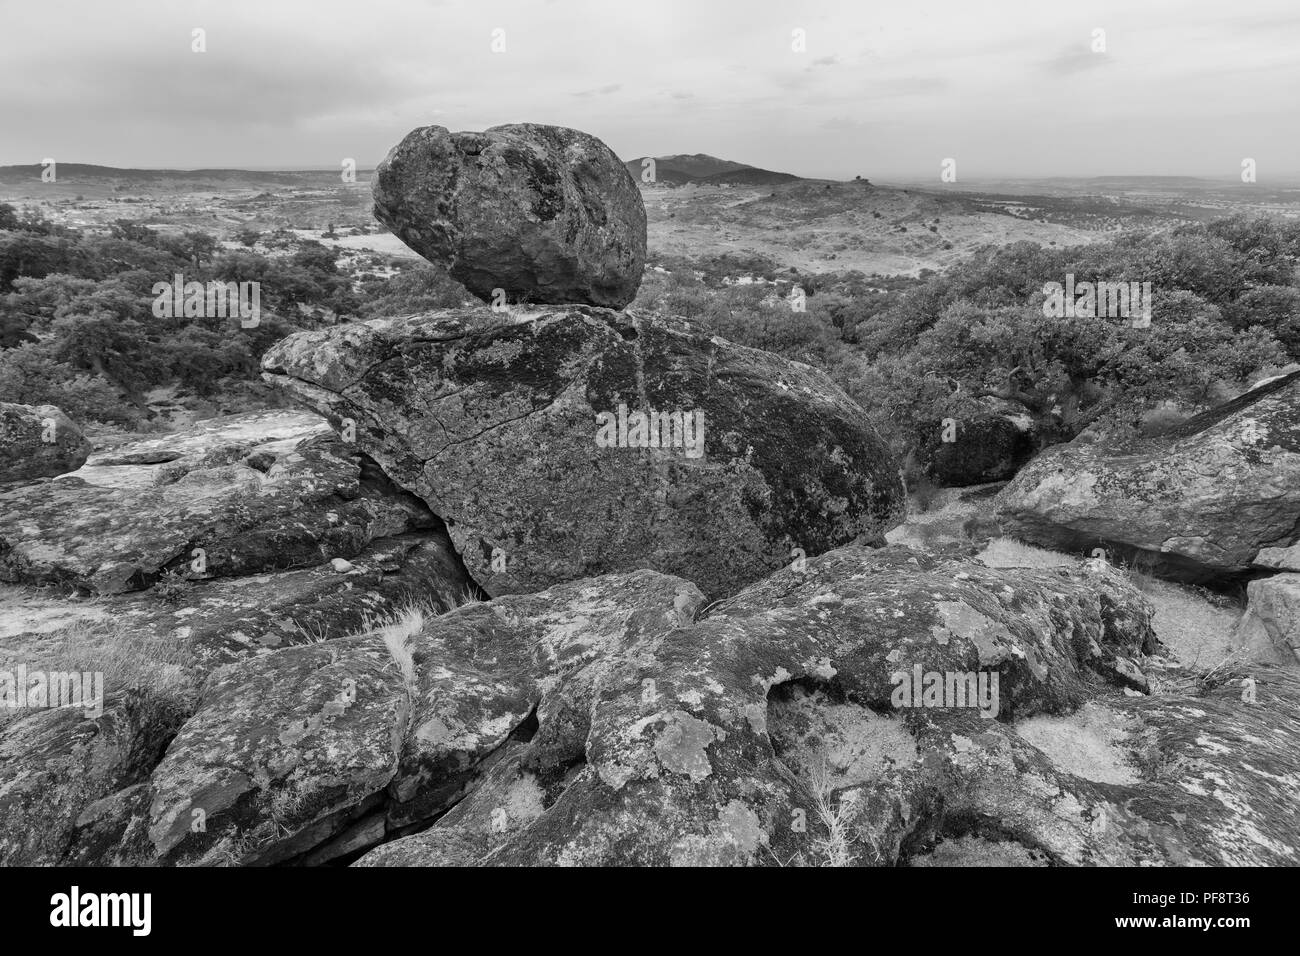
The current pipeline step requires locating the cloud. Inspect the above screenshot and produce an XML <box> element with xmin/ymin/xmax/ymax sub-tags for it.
<box><xmin>0</xmin><ymin>0</ymin><xmax>1296</xmax><ymax>177</ymax></box>
<box><xmin>1042</xmin><ymin>47</ymin><xmax>1111</xmax><ymax>76</ymax></box>
<box><xmin>572</xmin><ymin>84</ymin><xmax>623</xmax><ymax>98</ymax></box>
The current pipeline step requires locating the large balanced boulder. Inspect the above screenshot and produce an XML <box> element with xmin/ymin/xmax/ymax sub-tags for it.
<box><xmin>372</xmin><ymin>123</ymin><xmax>647</xmax><ymax>308</ymax></box>
<box><xmin>262</xmin><ymin>307</ymin><xmax>905</xmax><ymax>599</ymax></box>
<box><xmin>997</xmin><ymin>371</ymin><xmax>1300</xmax><ymax>581</ymax></box>
<box><xmin>0</xmin><ymin>403</ymin><xmax>92</xmax><ymax>483</ymax></box>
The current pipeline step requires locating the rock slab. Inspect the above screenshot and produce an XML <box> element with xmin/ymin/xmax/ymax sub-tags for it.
<box><xmin>997</xmin><ymin>371</ymin><xmax>1300</xmax><ymax>580</ymax></box>
<box><xmin>263</xmin><ymin>307</ymin><xmax>905</xmax><ymax>599</ymax></box>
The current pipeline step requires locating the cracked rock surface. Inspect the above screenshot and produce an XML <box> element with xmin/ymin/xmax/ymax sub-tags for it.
<box><xmin>0</xmin><ymin>411</ymin><xmax>477</xmax><ymax>865</ymax></box>
<box><xmin>262</xmin><ymin>307</ymin><xmax>906</xmax><ymax>600</ymax></box>
<box><xmin>997</xmin><ymin>370</ymin><xmax>1300</xmax><ymax>580</ymax></box>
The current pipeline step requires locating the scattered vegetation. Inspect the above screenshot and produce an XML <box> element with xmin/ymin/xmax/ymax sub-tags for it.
<box><xmin>635</xmin><ymin>213</ymin><xmax>1300</xmax><ymax>466</ymax></box>
<box><xmin>150</xmin><ymin>567</ymin><xmax>194</xmax><ymax>604</ymax></box>
<box><xmin>4</xmin><ymin>194</ymin><xmax>1297</xmax><ymax>481</ymax></box>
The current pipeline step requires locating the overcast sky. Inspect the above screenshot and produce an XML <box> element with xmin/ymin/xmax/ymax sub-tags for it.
<box><xmin>2</xmin><ymin>0</ymin><xmax>1297</xmax><ymax>179</ymax></box>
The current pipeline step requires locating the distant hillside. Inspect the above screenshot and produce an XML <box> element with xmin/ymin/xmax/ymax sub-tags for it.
<box><xmin>625</xmin><ymin>153</ymin><xmax>801</xmax><ymax>186</ymax></box>
<box><xmin>0</xmin><ymin>164</ymin><xmax>354</xmax><ymax>186</ymax></box>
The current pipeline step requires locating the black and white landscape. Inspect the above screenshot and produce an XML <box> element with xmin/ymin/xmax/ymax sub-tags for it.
<box><xmin>1</xmin><ymin>0</ymin><xmax>1299</xmax><ymax>881</ymax></box>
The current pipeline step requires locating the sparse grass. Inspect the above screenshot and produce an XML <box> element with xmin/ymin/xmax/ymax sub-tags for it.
<box><xmin>150</xmin><ymin>567</ymin><xmax>193</xmax><ymax>605</ymax></box>
<box><xmin>0</xmin><ymin>617</ymin><xmax>198</xmax><ymax>729</ymax></box>
<box><xmin>1156</xmin><ymin>650</ymin><xmax>1251</xmax><ymax>697</ymax></box>
<box><xmin>806</xmin><ymin>757</ymin><xmax>864</xmax><ymax>867</ymax></box>
<box><xmin>53</xmin><ymin>618</ymin><xmax>195</xmax><ymax>691</ymax></box>
<box><xmin>1192</xmin><ymin>654</ymin><xmax>1249</xmax><ymax>696</ymax></box>
<box><xmin>1116</xmin><ymin>551</ymin><xmax>1161</xmax><ymax>594</ymax></box>
<box><xmin>354</xmin><ymin>601</ymin><xmax>434</xmax><ymax>692</ymax></box>
<box><xmin>190</xmin><ymin>831</ymin><xmax>255</xmax><ymax>867</ymax></box>
<box><xmin>268</xmin><ymin>786</ymin><xmax>310</xmax><ymax>838</ymax></box>
<box><xmin>436</xmin><ymin>582</ymin><xmax>485</xmax><ymax>611</ymax></box>
<box><xmin>289</xmin><ymin>618</ymin><xmax>331</xmax><ymax>644</ymax></box>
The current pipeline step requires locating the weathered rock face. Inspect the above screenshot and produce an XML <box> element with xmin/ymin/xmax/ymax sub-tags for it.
<box><xmin>142</xmin><ymin>570</ymin><xmax>699</xmax><ymax>865</ymax></box>
<box><xmin>9</xmin><ymin>542</ymin><xmax>1297</xmax><ymax>867</ymax></box>
<box><xmin>342</xmin><ymin>546</ymin><xmax>1295</xmax><ymax>868</ymax></box>
<box><xmin>997</xmin><ymin>371</ymin><xmax>1300</xmax><ymax>581</ymax></box>
<box><xmin>262</xmin><ymin>308</ymin><xmax>905</xmax><ymax>599</ymax></box>
<box><xmin>918</xmin><ymin>414</ymin><xmax>1034</xmax><ymax>487</ymax></box>
<box><xmin>0</xmin><ymin>403</ymin><xmax>92</xmax><ymax>483</ymax></box>
<box><xmin>0</xmin><ymin>412</ymin><xmax>478</xmax><ymax>866</ymax></box>
<box><xmin>372</xmin><ymin>123</ymin><xmax>647</xmax><ymax>309</ymax></box>
<box><xmin>0</xmin><ymin>413</ymin><xmax>444</xmax><ymax>594</ymax></box>
<box><xmin>1235</xmin><ymin>573</ymin><xmax>1300</xmax><ymax>665</ymax></box>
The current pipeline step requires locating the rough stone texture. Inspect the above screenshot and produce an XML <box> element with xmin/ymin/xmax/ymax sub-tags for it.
<box><xmin>0</xmin><ymin>413</ymin><xmax>476</xmax><ymax>866</ymax></box>
<box><xmin>0</xmin><ymin>534</ymin><xmax>475</xmax><ymax>867</ymax></box>
<box><xmin>362</xmin><ymin>548</ymin><xmax>1299</xmax><ymax>867</ymax></box>
<box><xmin>350</xmin><ymin>546</ymin><xmax>1299</xmax><ymax>867</ymax></box>
<box><xmin>72</xmin><ymin>410</ymin><xmax>328</xmax><ymax>490</ymax></box>
<box><xmin>918</xmin><ymin>414</ymin><xmax>1034</xmax><ymax>487</ymax></box>
<box><xmin>0</xmin><ymin>421</ymin><xmax>438</xmax><ymax>594</ymax></box>
<box><xmin>9</xmin><ymin>543</ymin><xmax>1298</xmax><ymax>867</ymax></box>
<box><xmin>142</xmin><ymin>570</ymin><xmax>699</xmax><ymax>865</ymax></box>
<box><xmin>0</xmin><ymin>693</ymin><xmax>187</xmax><ymax>867</ymax></box>
<box><xmin>997</xmin><ymin>371</ymin><xmax>1300</xmax><ymax>581</ymax></box>
<box><xmin>0</xmin><ymin>403</ymin><xmax>92</xmax><ymax>483</ymax></box>
<box><xmin>1234</xmin><ymin>573</ymin><xmax>1300</xmax><ymax>665</ymax></box>
<box><xmin>372</xmin><ymin>123</ymin><xmax>647</xmax><ymax>309</ymax></box>
<box><xmin>263</xmin><ymin>307</ymin><xmax>905</xmax><ymax>599</ymax></box>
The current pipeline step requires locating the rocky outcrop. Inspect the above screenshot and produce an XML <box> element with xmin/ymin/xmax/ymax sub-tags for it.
<box><xmin>339</xmin><ymin>545</ymin><xmax>1290</xmax><ymax>868</ymax></box>
<box><xmin>0</xmin><ymin>412</ymin><xmax>478</xmax><ymax>866</ymax></box>
<box><xmin>262</xmin><ymin>308</ymin><xmax>905</xmax><ymax>599</ymax></box>
<box><xmin>1235</xmin><ymin>573</ymin><xmax>1300</xmax><ymax>665</ymax></box>
<box><xmin>0</xmin><ymin>403</ymin><xmax>92</xmax><ymax>483</ymax></box>
<box><xmin>917</xmin><ymin>414</ymin><xmax>1033</xmax><ymax>487</ymax></box>
<box><xmin>142</xmin><ymin>570</ymin><xmax>698</xmax><ymax>865</ymax></box>
<box><xmin>0</xmin><ymin>412</ymin><xmax>447</xmax><ymax>594</ymax></box>
<box><xmin>997</xmin><ymin>371</ymin><xmax>1300</xmax><ymax>581</ymax></box>
<box><xmin>9</xmin><ymin>540</ymin><xmax>1297</xmax><ymax>867</ymax></box>
<box><xmin>372</xmin><ymin>124</ymin><xmax>647</xmax><ymax>308</ymax></box>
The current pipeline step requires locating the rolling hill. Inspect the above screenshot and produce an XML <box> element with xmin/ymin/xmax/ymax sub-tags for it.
<box><xmin>624</xmin><ymin>153</ymin><xmax>801</xmax><ymax>186</ymax></box>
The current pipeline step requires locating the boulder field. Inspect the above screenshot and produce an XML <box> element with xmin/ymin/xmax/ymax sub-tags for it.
<box><xmin>2</xmin><ymin>120</ymin><xmax>1296</xmax><ymax>868</ymax></box>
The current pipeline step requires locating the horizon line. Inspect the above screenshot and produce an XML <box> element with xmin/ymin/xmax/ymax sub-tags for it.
<box><xmin>3</xmin><ymin>161</ymin><xmax>1300</xmax><ymax>185</ymax></box>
